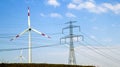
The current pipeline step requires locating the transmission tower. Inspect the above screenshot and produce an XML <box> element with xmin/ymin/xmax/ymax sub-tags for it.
<box><xmin>60</xmin><ymin>21</ymin><xmax>83</xmax><ymax>65</ymax></box>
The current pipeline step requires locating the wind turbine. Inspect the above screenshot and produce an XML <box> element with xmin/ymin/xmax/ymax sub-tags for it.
<box><xmin>15</xmin><ymin>48</ymin><xmax>26</xmax><ymax>63</ymax></box>
<box><xmin>11</xmin><ymin>7</ymin><xmax>50</xmax><ymax>63</ymax></box>
<box><xmin>19</xmin><ymin>49</ymin><xmax>25</xmax><ymax>63</ymax></box>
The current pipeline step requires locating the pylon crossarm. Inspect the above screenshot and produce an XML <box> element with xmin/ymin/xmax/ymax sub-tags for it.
<box><xmin>72</xmin><ymin>26</ymin><xmax>80</xmax><ymax>31</ymax></box>
<box><xmin>62</xmin><ymin>27</ymin><xmax>69</xmax><ymax>34</ymax></box>
<box><xmin>65</xmin><ymin>21</ymin><xmax>77</xmax><ymax>24</ymax></box>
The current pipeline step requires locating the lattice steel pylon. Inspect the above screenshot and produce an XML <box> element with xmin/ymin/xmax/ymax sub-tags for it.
<box><xmin>60</xmin><ymin>21</ymin><xmax>83</xmax><ymax>65</ymax></box>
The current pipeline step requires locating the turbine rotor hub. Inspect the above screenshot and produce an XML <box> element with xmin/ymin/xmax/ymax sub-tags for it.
<box><xmin>29</xmin><ymin>28</ymin><xmax>31</xmax><ymax>31</ymax></box>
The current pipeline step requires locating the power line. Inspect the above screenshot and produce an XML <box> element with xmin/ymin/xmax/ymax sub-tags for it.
<box><xmin>0</xmin><ymin>43</ymin><xmax>61</xmax><ymax>52</ymax></box>
<box><xmin>78</xmin><ymin>42</ymin><xmax>119</xmax><ymax>67</ymax></box>
<box><xmin>79</xmin><ymin>41</ymin><xmax>120</xmax><ymax>66</ymax></box>
<box><xmin>0</xmin><ymin>32</ymin><xmax>63</xmax><ymax>38</ymax></box>
<box><xmin>80</xmin><ymin>32</ymin><xmax>120</xmax><ymax>56</ymax></box>
<box><xmin>63</xmin><ymin>43</ymin><xmax>111</xmax><ymax>66</ymax></box>
<box><xmin>58</xmin><ymin>39</ymin><xmax>119</xmax><ymax>66</ymax></box>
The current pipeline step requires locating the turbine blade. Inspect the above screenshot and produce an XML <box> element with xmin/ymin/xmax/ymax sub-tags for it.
<box><xmin>10</xmin><ymin>28</ymin><xmax>29</xmax><ymax>41</ymax></box>
<box><xmin>32</xmin><ymin>28</ymin><xmax>51</xmax><ymax>38</ymax></box>
<box><xmin>28</xmin><ymin>7</ymin><xmax>31</xmax><ymax>28</ymax></box>
<box><xmin>22</xmin><ymin>56</ymin><xmax>26</xmax><ymax>60</ymax></box>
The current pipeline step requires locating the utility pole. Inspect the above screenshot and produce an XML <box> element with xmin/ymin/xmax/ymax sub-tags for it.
<box><xmin>60</xmin><ymin>21</ymin><xmax>83</xmax><ymax>65</ymax></box>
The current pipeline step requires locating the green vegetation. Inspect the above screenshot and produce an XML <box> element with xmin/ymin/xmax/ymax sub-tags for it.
<box><xmin>0</xmin><ymin>63</ymin><xmax>95</xmax><ymax>67</ymax></box>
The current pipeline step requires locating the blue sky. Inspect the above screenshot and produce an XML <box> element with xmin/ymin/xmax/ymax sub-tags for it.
<box><xmin>0</xmin><ymin>0</ymin><xmax>120</xmax><ymax>67</ymax></box>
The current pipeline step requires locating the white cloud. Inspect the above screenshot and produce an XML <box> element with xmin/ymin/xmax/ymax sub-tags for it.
<box><xmin>40</xmin><ymin>13</ymin><xmax>46</xmax><ymax>17</ymax></box>
<box><xmin>47</xmin><ymin>0</ymin><xmax>60</xmax><ymax>7</ymax></box>
<box><xmin>67</xmin><ymin>0</ymin><xmax>107</xmax><ymax>13</ymax></box>
<box><xmin>73</xmin><ymin>0</ymin><xmax>83</xmax><ymax>4</ymax></box>
<box><xmin>67</xmin><ymin>0</ymin><xmax>120</xmax><ymax>14</ymax></box>
<box><xmin>65</xmin><ymin>12</ymin><xmax>76</xmax><ymax>18</ymax></box>
<box><xmin>67</xmin><ymin>3</ymin><xmax>77</xmax><ymax>9</ymax></box>
<box><xmin>50</xmin><ymin>13</ymin><xmax>62</xmax><ymax>18</ymax></box>
<box><xmin>39</xmin><ymin>13</ymin><xmax>62</xmax><ymax>18</ymax></box>
<box><xmin>103</xmin><ymin>3</ymin><xmax>120</xmax><ymax>14</ymax></box>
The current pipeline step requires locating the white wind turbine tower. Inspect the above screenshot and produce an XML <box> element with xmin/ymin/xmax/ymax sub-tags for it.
<box><xmin>17</xmin><ymin>48</ymin><xmax>26</xmax><ymax>63</ymax></box>
<box><xmin>19</xmin><ymin>49</ymin><xmax>25</xmax><ymax>63</ymax></box>
<box><xmin>11</xmin><ymin>7</ymin><xmax>50</xmax><ymax>63</ymax></box>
